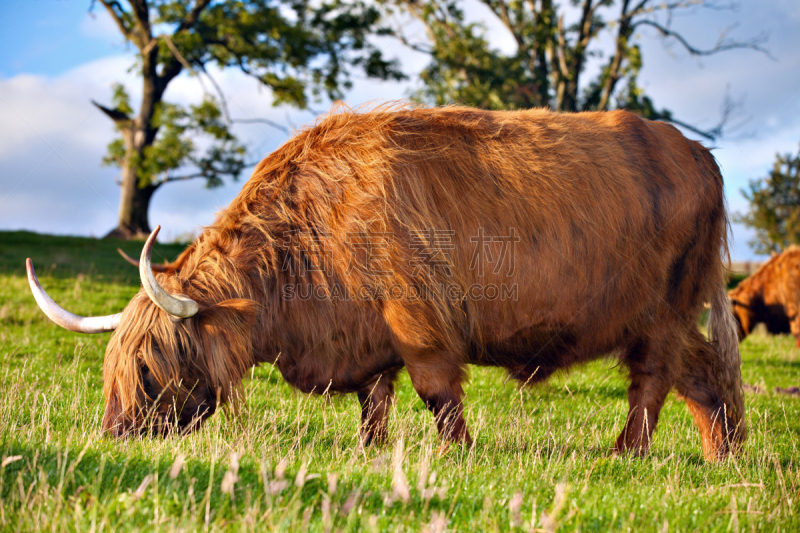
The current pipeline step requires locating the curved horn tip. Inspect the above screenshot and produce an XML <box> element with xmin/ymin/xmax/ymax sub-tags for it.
<box><xmin>26</xmin><ymin>258</ymin><xmax>38</xmax><ymax>288</ymax></box>
<box><xmin>118</xmin><ymin>246</ymin><xmax>169</xmax><ymax>272</ymax></box>
<box><xmin>139</xmin><ymin>225</ymin><xmax>199</xmax><ymax>319</ymax></box>
<box><xmin>26</xmin><ymin>258</ymin><xmax>43</xmax><ymax>288</ymax></box>
<box><xmin>117</xmin><ymin>248</ymin><xmax>138</xmax><ymax>267</ymax></box>
<box><xmin>25</xmin><ymin>258</ymin><xmax>121</xmax><ymax>333</ymax></box>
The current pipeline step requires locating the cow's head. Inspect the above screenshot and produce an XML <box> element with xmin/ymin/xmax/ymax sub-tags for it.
<box><xmin>729</xmin><ymin>296</ymin><xmax>751</xmax><ymax>341</ymax></box>
<box><xmin>27</xmin><ymin>227</ymin><xmax>259</xmax><ymax>437</ymax></box>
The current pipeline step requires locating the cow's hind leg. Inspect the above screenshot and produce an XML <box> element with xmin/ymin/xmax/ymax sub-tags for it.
<box><xmin>357</xmin><ymin>370</ymin><xmax>398</xmax><ymax>446</ymax></box>
<box><xmin>614</xmin><ymin>336</ymin><xmax>675</xmax><ymax>456</ymax></box>
<box><xmin>401</xmin><ymin>348</ymin><xmax>472</xmax><ymax>444</ymax></box>
<box><xmin>676</xmin><ymin>329</ymin><xmax>742</xmax><ymax>461</ymax></box>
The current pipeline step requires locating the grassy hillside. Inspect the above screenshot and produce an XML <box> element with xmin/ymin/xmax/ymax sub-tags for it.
<box><xmin>0</xmin><ymin>231</ymin><xmax>798</xmax><ymax>532</ymax></box>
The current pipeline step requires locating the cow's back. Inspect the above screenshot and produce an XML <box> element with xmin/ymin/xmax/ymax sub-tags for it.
<box><xmin>376</xmin><ymin>108</ymin><xmax>725</xmax><ymax>359</ymax></box>
<box><xmin>235</xmin><ymin>106</ymin><xmax>727</xmax><ymax>364</ymax></box>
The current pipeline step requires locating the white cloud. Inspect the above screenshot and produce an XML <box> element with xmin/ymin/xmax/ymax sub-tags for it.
<box><xmin>0</xmin><ymin>56</ymin><xmax>133</xmax><ymax>158</ymax></box>
<box><xmin>0</xmin><ymin>52</ymin><xmax>421</xmax><ymax>241</ymax></box>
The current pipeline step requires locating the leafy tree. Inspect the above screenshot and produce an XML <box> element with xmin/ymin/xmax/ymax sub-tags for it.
<box><xmin>90</xmin><ymin>0</ymin><xmax>404</xmax><ymax>239</ymax></box>
<box><xmin>738</xmin><ymin>146</ymin><xmax>800</xmax><ymax>255</ymax></box>
<box><xmin>387</xmin><ymin>0</ymin><xmax>767</xmax><ymax>137</ymax></box>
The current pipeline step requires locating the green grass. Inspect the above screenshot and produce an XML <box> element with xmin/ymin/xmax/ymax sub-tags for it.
<box><xmin>0</xmin><ymin>231</ymin><xmax>798</xmax><ymax>532</ymax></box>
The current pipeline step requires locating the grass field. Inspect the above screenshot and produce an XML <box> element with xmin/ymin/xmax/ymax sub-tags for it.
<box><xmin>0</xmin><ymin>231</ymin><xmax>798</xmax><ymax>532</ymax></box>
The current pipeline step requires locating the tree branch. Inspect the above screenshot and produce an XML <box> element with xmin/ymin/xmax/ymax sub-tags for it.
<box><xmin>405</xmin><ymin>1</ymin><xmax>458</xmax><ymax>41</ymax></box>
<box><xmin>97</xmin><ymin>0</ymin><xmax>135</xmax><ymax>45</ymax></box>
<box><xmin>628</xmin><ymin>0</ymin><xmax>652</xmax><ymax>17</ymax></box>
<box><xmin>175</xmin><ymin>0</ymin><xmax>213</xmax><ymax>34</ymax></box>
<box><xmin>394</xmin><ymin>31</ymin><xmax>434</xmax><ymax>55</ymax></box>
<box><xmin>576</xmin><ymin>0</ymin><xmax>596</xmax><ymax>52</ymax></box>
<box><xmin>562</xmin><ymin>0</ymin><xmax>598</xmax><ymax>111</ymax></box>
<box><xmin>627</xmin><ymin>0</ymin><xmax>742</xmax><ymax>19</ymax></box>
<box><xmin>92</xmin><ymin>100</ymin><xmax>133</xmax><ymax>125</ymax></box>
<box><xmin>678</xmin><ymin>94</ymin><xmax>740</xmax><ymax>140</ymax></box>
<box><xmin>597</xmin><ymin>0</ymin><xmax>632</xmax><ymax>111</ymax></box>
<box><xmin>162</xmin><ymin>34</ymin><xmax>193</xmax><ymax>71</ymax></box>
<box><xmin>156</xmin><ymin>1</ymin><xmax>213</xmax><ymax>89</ymax></box>
<box><xmin>555</xmin><ymin>16</ymin><xmax>570</xmax><ymax>79</ymax></box>
<box><xmin>127</xmin><ymin>0</ymin><xmax>152</xmax><ymax>47</ymax></box>
<box><xmin>634</xmin><ymin>19</ymin><xmax>771</xmax><ymax>58</ymax></box>
<box><xmin>163</xmin><ymin>173</ymin><xmax>206</xmax><ymax>183</ymax></box>
<box><xmin>231</xmin><ymin>118</ymin><xmax>290</xmax><ymax>134</ymax></box>
<box><xmin>163</xmin><ymin>159</ymin><xmax>261</xmax><ymax>184</ymax></box>
<box><xmin>661</xmin><ymin>116</ymin><xmax>718</xmax><ymax>140</ymax></box>
<box><xmin>553</xmin><ymin>14</ymin><xmax>569</xmax><ymax>109</ymax></box>
<box><xmin>493</xmin><ymin>0</ymin><xmax>525</xmax><ymax>49</ymax></box>
<box><xmin>159</xmin><ymin>32</ymin><xmax>199</xmax><ymax>89</ymax></box>
<box><xmin>195</xmin><ymin>66</ymin><xmax>232</xmax><ymax>123</ymax></box>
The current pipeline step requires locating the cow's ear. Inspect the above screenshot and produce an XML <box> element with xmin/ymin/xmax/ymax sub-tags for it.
<box><xmin>199</xmin><ymin>299</ymin><xmax>260</xmax><ymax>328</ymax></box>
<box><xmin>194</xmin><ymin>299</ymin><xmax>261</xmax><ymax>400</ymax></box>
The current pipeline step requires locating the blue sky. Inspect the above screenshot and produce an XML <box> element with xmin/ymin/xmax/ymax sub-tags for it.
<box><xmin>0</xmin><ymin>1</ymin><xmax>124</xmax><ymax>77</ymax></box>
<box><xmin>1</xmin><ymin>0</ymin><xmax>799</xmax><ymax>258</ymax></box>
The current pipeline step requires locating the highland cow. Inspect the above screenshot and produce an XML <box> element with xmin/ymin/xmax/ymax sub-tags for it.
<box><xmin>28</xmin><ymin>105</ymin><xmax>745</xmax><ymax>460</ymax></box>
<box><xmin>729</xmin><ymin>246</ymin><xmax>800</xmax><ymax>346</ymax></box>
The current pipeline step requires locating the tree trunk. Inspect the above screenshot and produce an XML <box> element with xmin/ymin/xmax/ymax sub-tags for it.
<box><xmin>105</xmin><ymin>46</ymin><xmax>165</xmax><ymax>240</ymax></box>
<box><xmin>106</xmin><ymin>176</ymin><xmax>158</xmax><ymax>239</ymax></box>
<box><xmin>105</xmin><ymin>134</ymin><xmax>159</xmax><ymax>240</ymax></box>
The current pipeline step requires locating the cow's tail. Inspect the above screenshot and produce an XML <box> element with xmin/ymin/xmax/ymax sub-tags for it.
<box><xmin>708</xmin><ymin>244</ymin><xmax>747</xmax><ymax>448</ymax></box>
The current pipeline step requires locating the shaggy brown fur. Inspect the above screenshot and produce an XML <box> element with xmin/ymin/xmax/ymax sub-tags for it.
<box><xmin>729</xmin><ymin>246</ymin><xmax>800</xmax><ymax>346</ymax></box>
<box><xmin>102</xmin><ymin>103</ymin><xmax>745</xmax><ymax>460</ymax></box>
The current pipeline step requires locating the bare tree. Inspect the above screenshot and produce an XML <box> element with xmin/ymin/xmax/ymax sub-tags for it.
<box><xmin>389</xmin><ymin>0</ymin><xmax>768</xmax><ymax>138</ymax></box>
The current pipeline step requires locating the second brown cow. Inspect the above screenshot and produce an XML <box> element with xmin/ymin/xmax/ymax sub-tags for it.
<box><xmin>729</xmin><ymin>246</ymin><xmax>800</xmax><ymax>346</ymax></box>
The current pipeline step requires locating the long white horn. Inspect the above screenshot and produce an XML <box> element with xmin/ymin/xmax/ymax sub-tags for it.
<box><xmin>140</xmin><ymin>226</ymin><xmax>199</xmax><ymax>318</ymax></box>
<box><xmin>26</xmin><ymin>258</ymin><xmax>121</xmax><ymax>333</ymax></box>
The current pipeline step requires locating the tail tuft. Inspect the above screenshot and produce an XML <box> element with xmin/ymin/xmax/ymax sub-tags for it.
<box><xmin>708</xmin><ymin>273</ymin><xmax>747</xmax><ymax>444</ymax></box>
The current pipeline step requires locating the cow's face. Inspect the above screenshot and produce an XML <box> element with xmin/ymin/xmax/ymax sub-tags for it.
<box><xmin>101</xmin><ymin>367</ymin><xmax>218</xmax><ymax>437</ymax></box>
<box><xmin>101</xmin><ymin>292</ymin><xmax>259</xmax><ymax>437</ymax></box>
<box><xmin>729</xmin><ymin>298</ymin><xmax>751</xmax><ymax>340</ymax></box>
<box><xmin>26</xmin><ymin>225</ymin><xmax>259</xmax><ymax>438</ymax></box>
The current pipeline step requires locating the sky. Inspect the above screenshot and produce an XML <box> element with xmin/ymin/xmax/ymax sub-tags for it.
<box><xmin>0</xmin><ymin>1</ymin><xmax>799</xmax><ymax>258</ymax></box>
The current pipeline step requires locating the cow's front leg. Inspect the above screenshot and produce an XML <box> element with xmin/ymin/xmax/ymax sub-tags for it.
<box><xmin>357</xmin><ymin>371</ymin><xmax>398</xmax><ymax>446</ymax></box>
<box><xmin>402</xmin><ymin>349</ymin><xmax>472</xmax><ymax>445</ymax></box>
<box><xmin>789</xmin><ymin>312</ymin><xmax>800</xmax><ymax>348</ymax></box>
